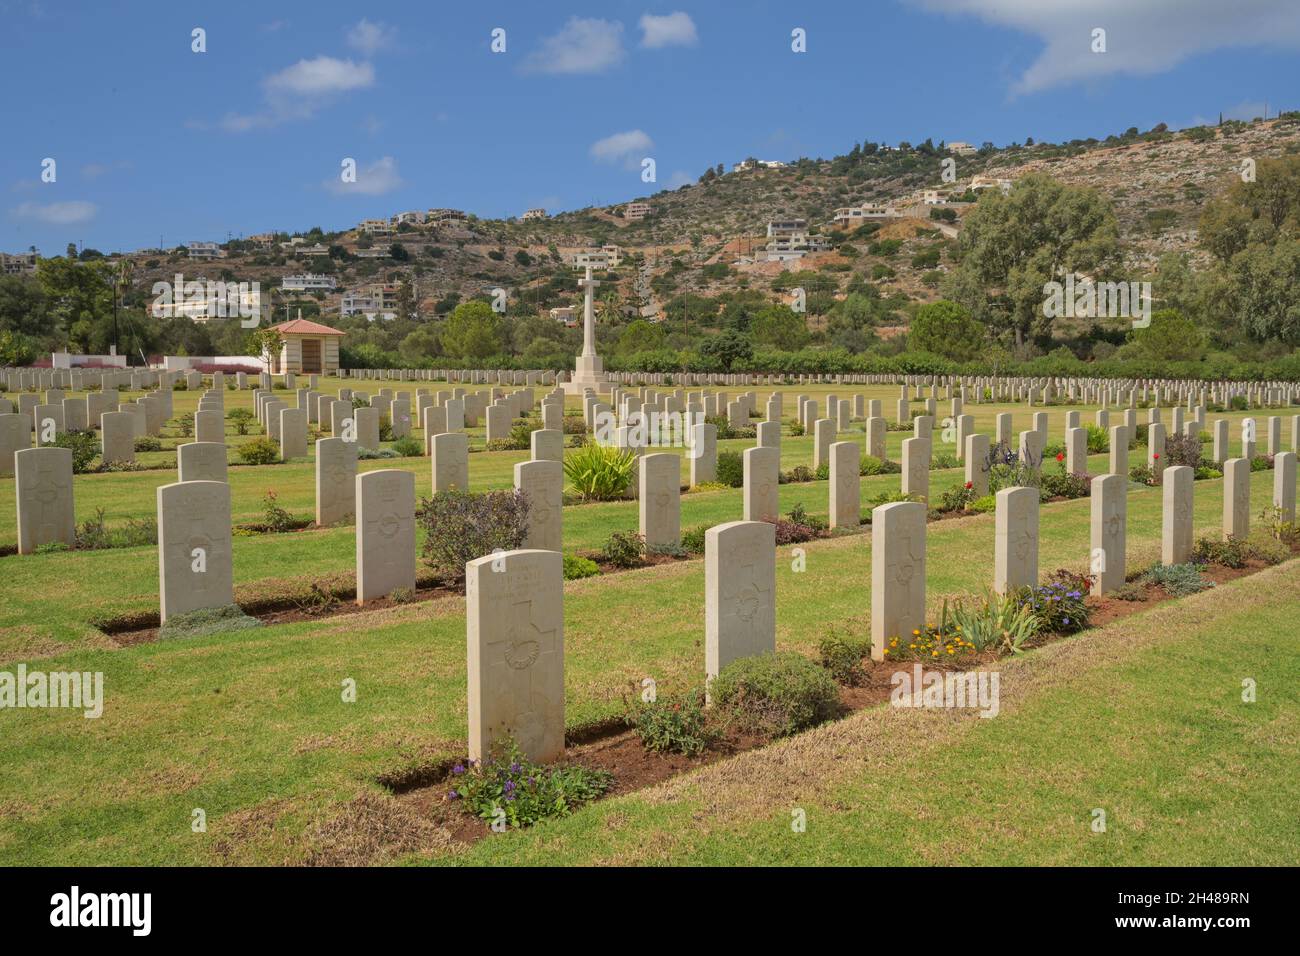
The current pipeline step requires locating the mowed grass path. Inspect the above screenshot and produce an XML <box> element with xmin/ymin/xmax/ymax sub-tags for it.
<box><xmin>0</xmin><ymin>460</ymin><xmax>1289</xmax><ymax>864</ymax></box>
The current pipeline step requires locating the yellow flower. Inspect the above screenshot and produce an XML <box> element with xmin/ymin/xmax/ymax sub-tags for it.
<box><xmin>912</xmin><ymin>629</ymin><xmax>920</xmax><ymax>636</ymax></box>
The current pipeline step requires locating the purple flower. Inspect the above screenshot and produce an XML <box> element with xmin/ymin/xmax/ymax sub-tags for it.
<box><xmin>504</xmin><ymin>780</ymin><xmax>515</xmax><ymax>793</ymax></box>
<box><xmin>452</xmin><ymin>763</ymin><xmax>465</xmax><ymax>775</ymax></box>
<box><xmin>510</xmin><ymin>762</ymin><xmax>521</xmax><ymax>773</ymax></box>
<box><xmin>448</xmin><ymin>789</ymin><xmax>459</xmax><ymax>800</ymax></box>
<box><xmin>506</xmin><ymin>793</ymin><xmax>516</xmax><ymax>801</ymax></box>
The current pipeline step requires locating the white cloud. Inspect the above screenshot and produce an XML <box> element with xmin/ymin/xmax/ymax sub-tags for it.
<box><xmin>11</xmin><ymin>200</ymin><xmax>97</xmax><ymax>225</ymax></box>
<box><xmin>265</xmin><ymin>56</ymin><xmax>375</xmax><ymax>97</ymax></box>
<box><xmin>325</xmin><ymin>156</ymin><xmax>404</xmax><ymax>197</ymax></box>
<box><xmin>912</xmin><ymin>0</ymin><xmax>1300</xmax><ymax>94</ymax></box>
<box><xmin>216</xmin><ymin>56</ymin><xmax>376</xmax><ymax>132</ymax></box>
<box><xmin>639</xmin><ymin>12</ymin><xmax>698</xmax><ymax>48</ymax></box>
<box><xmin>590</xmin><ymin>130</ymin><xmax>654</xmax><ymax>170</ymax></box>
<box><xmin>523</xmin><ymin>17</ymin><xmax>625</xmax><ymax>74</ymax></box>
<box><xmin>347</xmin><ymin>19</ymin><xmax>397</xmax><ymax>56</ymax></box>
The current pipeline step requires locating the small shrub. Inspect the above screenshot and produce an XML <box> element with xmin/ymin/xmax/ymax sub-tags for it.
<box><xmin>447</xmin><ymin>741</ymin><xmax>612</xmax><ymax>830</ymax></box>
<box><xmin>176</xmin><ymin>412</ymin><xmax>195</xmax><ymax>438</ymax></box>
<box><xmin>390</xmin><ymin>587</ymin><xmax>415</xmax><ymax>604</ymax></box>
<box><xmin>1128</xmin><ymin>464</ymin><xmax>1156</xmax><ymax>486</ymax></box>
<box><xmin>969</xmin><ymin>494</ymin><xmax>997</xmax><ymax>513</ymax></box>
<box><xmin>786</xmin><ymin>502</ymin><xmax>827</xmax><ymax>531</ymax></box>
<box><xmin>782</xmin><ymin>464</ymin><xmax>816</xmax><ymax>483</ymax></box>
<box><xmin>867</xmin><ymin>489</ymin><xmax>920</xmax><ymax>509</ymax></box>
<box><xmin>931</xmin><ymin>452</ymin><xmax>961</xmax><ymax>471</ymax></box>
<box><xmin>818</xmin><ymin>634</ymin><xmax>873</xmax><ymax>685</ymax></box>
<box><xmin>859</xmin><ymin>454</ymin><xmax>887</xmax><ymax>476</ymax></box>
<box><xmin>715</xmin><ymin>450</ymin><xmax>744</xmax><ymax>488</ymax></box>
<box><xmin>814</xmin><ymin>462</ymin><xmax>830</xmax><ymax>481</ymax></box>
<box><xmin>1017</xmin><ymin>577</ymin><xmax>1089</xmax><ymax>634</ymax></box>
<box><xmin>1243</xmin><ymin>529</ymin><xmax>1291</xmax><ymax>565</ymax></box>
<box><xmin>937</xmin><ymin>482</ymin><xmax>978</xmax><ymax>513</ymax></box>
<box><xmin>563</xmin><ymin>443</ymin><xmax>636</xmax><ymax>500</ymax></box>
<box><xmin>417</xmin><ymin>489</ymin><xmax>530</xmax><ymax>582</ymax></box>
<box><xmin>237</xmin><ymin>437</ymin><xmax>281</xmax><ymax>465</ymax></box>
<box><xmin>601</xmin><ymin>530</ymin><xmax>646</xmax><ymax>568</ymax></box>
<box><xmin>709</xmin><ymin>652</ymin><xmax>840</xmax><ymax>738</ymax></box>
<box><xmin>227</xmin><ymin>408</ymin><xmax>255</xmax><ymax>435</ymax></box>
<box><xmin>1194</xmin><ymin>465</ymin><xmax>1222</xmax><ymax>481</ymax></box>
<box><xmin>390</xmin><ymin>435</ymin><xmax>422</xmax><ymax>457</ymax></box>
<box><xmin>1164</xmin><ymin>433</ymin><xmax>1202</xmax><ymax>469</ymax></box>
<box><xmin>53</xmin><ymin>429</ymin><xmax>98</xmax><ymax>473</ymax></box>
<box><xmin>133</xmin><ymin>435</ymin><xmax>162</xmax><ymax>453</ymax></box>
<box><xmin>562</xmin><ymin>554</ymin><xmax>599</xmax><ymax>579</ymax></box>
<box><xmin>1040</xmin><ymin>462</ymin><xmax>1092</xmax><ymax>499</ymax></box>
<box><xmin>356</xmin><ymin>447</ymin><xmax>399</xmax><ymax>460</ymax></box>
<box><xmin>770</xmin><ymin>518</ymin><xmax>821</xmax><ymax>544</ymax></box>
<box><xmin>262</xmin><ymin>490</ymin><xmax>296</xmax><ymax>533</ymax></box>
<box><xmin>1140</xmin><ymin>562</ymin><xmax>1214</xmax><ymax>596</ymax></box>
<box><xmin>1085</xmin><ymin>424</ymin><xmax>1109</xmax><ymax>453</ymax></box>
<box><xmin>704</xmin><ymin>414</ymin><xmax>736</xmax><ymax>440</ymax></box>
<box><xmin>681</xmin><ymin>524</ymin><xmax>709</xmax><ymax>554</ymax></box>
<box><xmin>1192</xmin><ymin>535</ymin><xmax>1246</xmax><ymax>569</ymax></box>
<box><xmin>1249</xmin><ymin>454</ymin><xmax>1273</xmax><ymax>472</ymax></box>
<box><xmin>625</xmin><ymin>688</ymin><xmax>718</xmax><ymax>756</ymax></box>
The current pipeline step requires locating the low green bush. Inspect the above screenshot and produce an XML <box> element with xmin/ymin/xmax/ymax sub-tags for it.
<box><xmin>417</xmin><ymin>489</ymin><xmax>530</xmax><ymax>583</ymax></box>
<box><xmin>562</xmin><ymin>554</ymin><xmax>599</xmax><ymax>579</ymax></box>
<box><xmin>389</xmin><ymin>435</ymin><xmax>423</xmax><ymax>457</ymax></box>
<box><xmin>625</xmin><ymin>689</ymin><xmax>718</xmax><ymax>756</ymax></box>
<box><xmin>1192</xmin><ymin>535</ymin><xmax>1246</xmax><ymax>568</ymax></box>
<box><xmin>601</xmin><ymin>530</ymin><xmax>646</xmax><ymax>568</ymax></box>
<box><xmin>681</xmin><ymin>524</ymin><xmax>709</xmax><ymax>554</ymax></box>
<box><xmin>133</xmin><ymin>435</ymin><xmax>162</xmax><ymax>453</ymax></box>
<box><xmin>237</xmin><ymin>437</ymin><xmax>281</xmax><ymax>465</ymax></box>
<box><xmin>53</xmin><ymin>429</ymin><xmax>99</xmax><ymax>473</ymax></box>
<box><xmin>447</xmin><ymin>741</ymin><xmax>612</xmax><ymax>830</ymax></box>
<box><xmin>715</xmin><ymin>450</ymin><xmax>744</xmax><ymax>487</ymax></box>
<box><xmin>709</xmin><ymin>652</ymin><xmax>840</xmax><ymax>738</ymax></box>
<box><xmin>1140</xmin><ymin>562</ymin><xmax>1214</xmax><ymax>596</ymax></box>
<box><xmin>818</xmin><ymin>634</ymin><xmax>873</xmax><ymax>685</ymax></box>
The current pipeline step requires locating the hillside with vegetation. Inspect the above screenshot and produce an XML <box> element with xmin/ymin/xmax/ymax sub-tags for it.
<box><xmin>2</xmin><ymin>113</ymin><xmax>1299</xmax><ymax>380</ymax></box>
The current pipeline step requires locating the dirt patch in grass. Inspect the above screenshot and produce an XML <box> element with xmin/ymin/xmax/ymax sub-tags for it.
<box><xmin>303</xmin><ymin>791</ymin><xmax>454</xmax><ymax>866</ymax></box>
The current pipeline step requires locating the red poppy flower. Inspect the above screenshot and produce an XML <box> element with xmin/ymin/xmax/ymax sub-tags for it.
<box><xmin>964</xmin><ymin>481</ymin><xmax>973</xmax><ymax>489</ymax></box>
<box><xmin>1056</xmin><ymin>452</ymin><xmax>1064</xmax><ymax>462</ymax></box>
<box><xmin>1153</xmin><ymin>453</ymin><xmax>1160</xmax><ymax>460</ymax></box>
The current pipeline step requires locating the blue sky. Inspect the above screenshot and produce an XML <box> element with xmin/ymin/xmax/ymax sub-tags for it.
<box><xmin>3</xmin><ymin>0</ymin><xmax>1299</xmax><ymax>254</ymax></box>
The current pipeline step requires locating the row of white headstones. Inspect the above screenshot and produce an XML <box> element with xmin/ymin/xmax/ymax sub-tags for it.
<box><xmin>9</xmin><ymin>391</ymin><xmax>1298</xmax><ymax>764</ymax></box>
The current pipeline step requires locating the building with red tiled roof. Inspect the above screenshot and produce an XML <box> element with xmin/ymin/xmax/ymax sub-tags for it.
<box><xmin>267</xmin><ymin>316</ymin><xmax>346</xmax><ymax>374</ymax></box>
